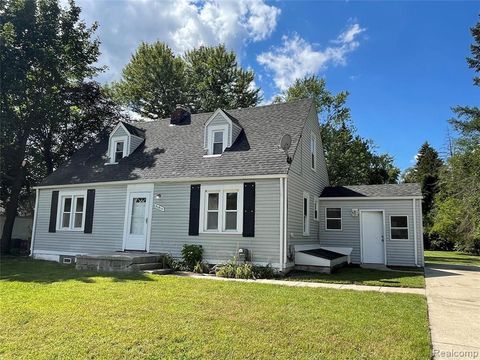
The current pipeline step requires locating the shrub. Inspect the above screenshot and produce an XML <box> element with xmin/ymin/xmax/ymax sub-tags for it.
<box><xmin>235</xmin><ymin>263</ymin><xmax>253</xmax><ymax>279</ymax></box>
<box><xmin>253</xmin><ymin>264</ymin><xmax>275</xmax><ymax>279</ymax></box>
<box><xmin>215</xmin><ymin>259</ymin><xmax>237</xmax><ymax>278</ymax></box>
<box><xmin>162</xmin><ymin>253</ymin><xmax>182</xmax><ymax>271</ymax></box>
<box><xmin>193</xmin><ymin>261</ymin><xmax>209</xmax><ymax>274</ymax></box>
<box><xmin>181</xmin><ymin>244</ymin><xmax>203</xmax><ymax>270</ymax></box>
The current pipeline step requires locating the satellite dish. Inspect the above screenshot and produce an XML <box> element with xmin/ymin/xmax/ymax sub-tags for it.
<box><xmin>280</xmin><ymin>134</ymin><xmax>292</xmax><ymax>151</ymax></box>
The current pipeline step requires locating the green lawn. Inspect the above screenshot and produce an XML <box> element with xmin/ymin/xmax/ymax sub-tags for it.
<box><xmin>0</xmin><ymin>258</ymin><xmax>430</xmax><ymax>360</ymax></box>
<box><xmin>286</xmin><ymin>266</ymin><xmax>425</xmax><ymax>288</ymax></box>
<box><xmin>425</xmin><ymin>250</ymin><xmax>480</xmax><ymax>267</ymax></box>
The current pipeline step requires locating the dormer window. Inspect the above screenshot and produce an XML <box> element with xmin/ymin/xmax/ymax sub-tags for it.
<box><xmin>204</xmin><ymin>109</ymin><xmax>243</xmax><ymax>157</ymax></box>
<box><xmin>114</xmin><ymin>140</ymin><xmax>125</xmax><ymax>162</ymax></box>
<box><xmin>213</xmin><ymin>131</ymin><xmax>224</xmax><ymax>155</ymax></box>
<box><xmin>107</xmin><ymin>122</ymin><xmax>145</xmax><ymax>165</ymax></box>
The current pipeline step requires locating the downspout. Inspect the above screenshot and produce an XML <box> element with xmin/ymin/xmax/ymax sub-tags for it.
<box><xmin>413</xmin><ymin>198</ymin><xmax>418</xmax><ymax>267</ymax></box>
<box><xmin>30</xmin><ymin>188</ymin><xmax>39</xmax><ymax>257</ymax></box>
<box><xmin>279</xmin><ymin>178</ymin><xmax>284</xmax><ymax>271</ymax></box>
<box><xmin>283</xmin><ymin>178</ymin><xmax>288</xmax><ymax>268</ymax></box>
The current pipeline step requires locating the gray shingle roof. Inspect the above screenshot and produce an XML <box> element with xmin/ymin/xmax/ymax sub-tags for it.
<box><xmin>320</xmin><ymin>183</ymin><xmax>422</xmax><ymax>198</ymax></box>
<box><xmin>40</xmin><ymin>99</ymin><xmax>314</xmax><ymax>186</ymax></box>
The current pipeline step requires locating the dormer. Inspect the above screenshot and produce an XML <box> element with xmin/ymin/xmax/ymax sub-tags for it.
<box><xmin>107</xmin><ymin>122</ymin><xmax>145</xmax><ymax>164</ymax></box>
<box><xmin>204</xmin><ymin>109</ymin><xmax>242</xmax><ymax>156</ymax></box>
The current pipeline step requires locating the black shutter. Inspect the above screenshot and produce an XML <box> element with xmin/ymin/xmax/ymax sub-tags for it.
<box><xmin>48</xmin><ymin>191</ymin><xmax>59</xmax><ymax>233</ymax></box>
<box><xmin>84</xmin><ymin>189</ymin><xmax>95</xmax><ymax>234</ymax></box>
<box><xmin>243</xmin><ymin>182</ymin><xmax>255</xmax><ymax>237</ymax></box>
<box><xmin>189</xmin><ymin>184</ymin><xmax>201</xmax><ymax>236</ymax></box>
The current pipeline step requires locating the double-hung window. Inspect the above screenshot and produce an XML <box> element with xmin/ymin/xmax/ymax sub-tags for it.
<box><xmin>310</xmin><ymin>132</ymin><xmax>317</xmax><ymax>171</ymax></box>
<box><xmin>303</xmin><ymin>192</ymin><xmax>310</xmax><ymax>236</ymax></box>
<box><xmin>325</xmin><ymin>207</ymin><xmax>342</xmax><ymax>230</ymax></box>
<box><xmin>114</xmin><ymin>140</ymin><xmax>125</xmax><ymax>162</ymax></box>
<box><xmin>58</xmin><ymin>191</ymin><xmax>87</xmax><ymax>231</ymax></box>
<box><xmin>390</xmin><ymin>216</ymin><xmax>409</xmax><ymax>240</ymax></box>
<box><xmin>201</xmin><ymin>185</ymin><xmax>243</xmax><ymax>233</ymax></box>
<box><xmin>314</xmin><ymin>199</ymin><xmax>319</xmax><ymax>221</ymax></box>
<box><xmin>212</xmin><ymin>131</ymin><xmax>224</xmax><ymax>155</ymax></box>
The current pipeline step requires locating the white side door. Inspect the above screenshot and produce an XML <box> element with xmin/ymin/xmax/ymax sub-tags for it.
<box><xmin>125</xmin><ymin>191</ymin><xmax>151</xmax><ymax>251</ymax></box>
<box><xmin>361</xmin><ymin>211</ymin><xmax>385</xmax><ymax>264</ymax></box>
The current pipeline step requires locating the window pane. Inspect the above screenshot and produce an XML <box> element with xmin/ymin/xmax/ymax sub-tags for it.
<box><xmin>130</xmin><ymin>197</ymin><xmax>146</xmax><ymax>235</ymax></box>
<box><xmin>226</xmin><ymin>192</ymin><xmax>237</xmax><ymax>210</ymax></box>
<box><xmin>391</xmin><ymin>228</ymin><xmax>408</xmax><ymax>239</ymax></box>
<box><xmin>304</xmin><ymin>198</ymin><xmax>308</xmax><ymax>216</ymax></box>
<box><xmin>63</xmin><ymin>197</ymin><xmax>72</xmax><ymax>212</ymax></box>
<box><xmin>116</xmin><ymin>141</ymin><xmax>124</xmax><ymax>151</ymax></box>
<box><xmin>213</xmin><ymin>142</ymin><xmax>223</xmax><ymax>155</ymax></box>
<box><xmin>225</xmin><ymin>212</ymin><xmax>237</xmax><ymax>230</ymax></box>
<box><xmin>62</xmin><ymin>213</ymin><xmax>70</xmax><ymax>228</ymax></box>
<box><xmin>75</xmin><ymin>197</ymin><xmax>84</xmax><ymax>212</ymax></box>
<box><xmin>208</xmin><ymin>193</ymin><xmax>219</xmax><ymax>210</ymax></box>
<box><xmin>327</xmin><ymin>208</ymin><xmax>341</xmax><ymax>219</ymax></box>
<box><xmin>130</xmin><ymin>218</ymin><xmax>144</xmax><ymax>235</ymax></box>
<box><xmin>214</xmin><ymin>131</ymin><xmax>223</xmax><ymax>142</ymax></box>
<box><xmin>391</xmin><ymin>216</ymin><xmax>407</xmax><ymax>228</ymax></box>
<box><xmin>115</xmin><ymin>151</ymin><xmax>123</xmax><ymax>162</ymax></box>
<box><xmin>74</xmin><ymin>213</ymin><xmax>83</xmax><ymax>228</ymax></box>
<box><xmin>327</xmin><ymin>219</ymin><xmax>341</xmax><ymax>229</ymax></box>
<box><xmin>312</xmin><ymin>154</ymin><xmax>315</xmax><ymax>168</ymax></box>
<box><xmin>207</xmin><ymin>212</ymin><xmax>218</xmax><ymax>230</ymax></box>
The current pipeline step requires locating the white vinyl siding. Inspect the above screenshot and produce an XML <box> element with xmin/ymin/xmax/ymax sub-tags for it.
<box><xmin>318</xmin><ymin>199</ymin><xmax>424</xmax><ymax>266</ymax></box>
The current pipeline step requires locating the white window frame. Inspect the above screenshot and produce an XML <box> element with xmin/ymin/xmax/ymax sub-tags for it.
<box><xmin>109</xmin><ymin>135</ymin><xmax>129</xmax><ymax>164</ymax></box>
<box><xmin>325</xmin><ymin>207</ymin><xmax>342</xmax><ymax>231</ymax></box>
<box><xmin>303</xmin><ymin>192</ymin><xmax>310</xmax><ymax>236</ymax></box>
<box><xmin>314</xmin><ymin>198</ymin><xmax>319</xmax><ymax>221</ymax></box>
<box><xmin>390</xmin><ymin>215</ymin><xmax>409</xmax><ymax>240</ymax></box>
<box><xmin>207</xmin><ymin>125</ymin><xmax>228</xmax><ymax>156</ymax></box>
<box><xmin>199</xmin><ymin>184</ymin><xmax>243</xmax><ymax>234</ymax></box>
<box><xmin>56</xmin><ymin>190</ymin><xmax>87</xmax><ymax>231</ymax></box>
<box><xmin>310</xmin><ymin>132</ymin><xmax>317</xmax><ymax>171</ymax></box>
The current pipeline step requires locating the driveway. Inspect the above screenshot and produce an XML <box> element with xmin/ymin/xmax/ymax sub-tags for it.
<box><xmin>425</xmin><ymin>264</ymin><xmax>480</xmax><ymax>360</ymax></box>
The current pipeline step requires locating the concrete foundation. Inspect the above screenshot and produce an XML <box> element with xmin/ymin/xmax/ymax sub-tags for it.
<box><xmin>76</xmin><ymin>253</ymin><xmax>165</xmax><ymax>273</ymax></box>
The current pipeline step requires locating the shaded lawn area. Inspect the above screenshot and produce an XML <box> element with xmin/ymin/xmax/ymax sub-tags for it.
<box><xmin>425</xmin><ymin>250</ymin><xmax>480</xmax><ymax>267</ymax></box>
<box><xmin>286</xmin><ymin>266</ymin><xmax>425</xmax><ymax>288</ymax></box>
<box><xmin>0</xmin><ymin>258</ymin><xmax>430</xmax><ymax>360</ymax></box>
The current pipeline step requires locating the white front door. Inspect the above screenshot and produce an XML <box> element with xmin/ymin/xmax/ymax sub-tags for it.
<box><xmin>125</xmin><ymin>191</ymin><xmax>151</xmax><ymax>251</ymax></box>
<box><xmin>361</xmin><ymin>211</ymin><xmax>385</xmax><ymax>264</ymax></box>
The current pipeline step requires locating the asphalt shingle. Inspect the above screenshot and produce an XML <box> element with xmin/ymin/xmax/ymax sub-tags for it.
<box><xmin>41</xmin><ymin>99</ymin><xmax>314</xmax><ymax>186</ymax></box>
<box><xmin>320</xmin><ymin>183</ymin><xmax>422</xmax><ymax>198</ymax></box>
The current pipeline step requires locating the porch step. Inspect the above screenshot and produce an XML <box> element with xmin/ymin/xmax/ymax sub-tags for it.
<box><xmin>76</xmin><ymin>253</ymin><xmax>166</xmax><ymax>273</ymax></box>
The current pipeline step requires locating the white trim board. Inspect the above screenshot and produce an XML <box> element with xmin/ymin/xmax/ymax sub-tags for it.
<box><xmin>34</xmin><ymin>174</ymin><xmax>287</xmax><ymax>189</ymax></box>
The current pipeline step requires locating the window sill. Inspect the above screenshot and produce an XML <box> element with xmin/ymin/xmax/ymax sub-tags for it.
<box><xmin>325</xmin><ymin>229</ymin><xmax>342</xmax><ymax>232</ymax></box>
<box><xmin>56</xmin><ymin>228</ymin><xmax>84</xmax><ymax>232</ymax></box>
<box><xmin>200</xmin><ymin>230</ymin><xmax>242</xmax><ymax>235</ymax></box>
<box><xmin>203</xmin><ymin>154</ymin><xmax>222</xmax><ymax>158</ymax></box>
<box><xmin>104</xmin><ymin>162</ymin><xmax>118</xmax><ymax>165</ymax></box>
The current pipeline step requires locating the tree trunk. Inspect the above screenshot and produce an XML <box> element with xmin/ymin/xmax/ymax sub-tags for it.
<box><xmin>0</xmin><ymin>133</ymin><xmax>28</xmax><ymax>254</ymax></box>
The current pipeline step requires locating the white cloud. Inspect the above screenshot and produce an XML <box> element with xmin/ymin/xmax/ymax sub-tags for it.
<box><xmin>257</xmin><ymin>23</ymin><xmax>365</xmax><ymax>91</ymax></box>
<box><xmin>68</xmin><ymin>0</ymin><xmax>280</xmax><ymax>83</ymax></box>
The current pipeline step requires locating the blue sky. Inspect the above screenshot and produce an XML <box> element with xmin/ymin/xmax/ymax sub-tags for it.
<box><xmin>74</xmin><ymin>0</ymin><xmax>479</xmax><ymax>171</ymax></box>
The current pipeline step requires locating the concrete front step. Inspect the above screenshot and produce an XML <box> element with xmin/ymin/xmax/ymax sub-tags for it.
<box><xmin>76</xmin><ymin>253</ymin><xmax>166</xmax><ymax>273</ymax></box>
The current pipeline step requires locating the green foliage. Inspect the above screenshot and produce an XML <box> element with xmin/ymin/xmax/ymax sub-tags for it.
<box><xmin>181</xmin><ymin>244</ymin><xmax>204</xmax><ymax>271</ymax></box>
<box><xmin>162</xmin><ymin>253</ymin><xmax>182</xmax><ymax>271</ymax></box>
<box><xmin>215</xmin><ymin>258</ymin><xmax>275</xmax><ymax>279</ymax></box>
<box><xmin>0</xmin><ymin>0</ymin><xmax>120</xmax><ymax>252</ymax></box>
<box><xmin>113</xmin><ymin>42</ymin><xmax>186</xmax><ymax>119</ymax></box>
<box><xmin>184</xmin><ymin>45</ymin><xmax>261</xmax><ymax>112</ymax></box>
<box><xmin>193</xmin><ymin>261</ymin><xmax>209</xmax><ymax>274</ymax></box>
<box><xmin>113</xmin><ymin>43</ymin><xmax>260</xmax><ymax>117</ymax></box>
<box><xmin>274</xmin><ymin>75</ymin><xmax>400</xmax><ymax>185</ymax></box>
<box><xmin>430</xmin><ymin>17</ymin><xmax>480</xmax><ymax>255</ymax></box>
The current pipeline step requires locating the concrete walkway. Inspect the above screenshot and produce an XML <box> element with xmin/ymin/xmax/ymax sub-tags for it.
<box><xmin>172</xmin><ymin>272</ymin><xmax>425</xmax><ymax>295</ymax></box>
<box><xmin>425</xmin><ymin>264</ymin><xmax>480</xmax><ymax>359</ymax></box>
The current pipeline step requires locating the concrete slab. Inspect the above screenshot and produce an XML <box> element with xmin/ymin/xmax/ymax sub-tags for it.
<box><xmin>425</xmin><ymin>265</ymin><xmax>480</xmax><ymax>359</ymax></box>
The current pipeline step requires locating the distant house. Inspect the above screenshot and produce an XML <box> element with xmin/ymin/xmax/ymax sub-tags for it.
<box><xmin>30</xmin><ymin>99</ymin><xmax>424</xmax><ymax>271</ymax></box>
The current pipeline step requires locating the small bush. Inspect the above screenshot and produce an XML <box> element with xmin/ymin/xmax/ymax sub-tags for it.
<box><xmin>193</xmin><ymin>261</ymin><xmax>209</xmax><ymax>274</ymax></box>
<box><xmin>181</xmin><ymin>244</ymin><xmax>203</xmax><ymax>271</ymax></box>
<box><xmin>215</xmin><ymin>258</ymin><xmax>276</xmax><ymax>280</ymax></box>
<box><xmin>253</xmin><ymin>264</ymin><xmax>275</xmax><ymax>279</ymax></box>
<box><xmin>235</xmin><ymin>263</ymin><xmax>253</xmax><ymax>279</ymax></box>
<box><xmin>162</xmin><ymin>254</ymin><xmax>182</xmax><ymax>271</ymax></box>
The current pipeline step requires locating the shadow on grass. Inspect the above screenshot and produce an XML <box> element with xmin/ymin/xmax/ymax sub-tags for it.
<box><xmin>287</xmin><ymin>265</ymin><xmax>425</xmax><ymax>288</ymax></box>
<box><xmin>0</xmin><ymin>256</ymin><xmax>154</xmax><ymax>284</ymax></box>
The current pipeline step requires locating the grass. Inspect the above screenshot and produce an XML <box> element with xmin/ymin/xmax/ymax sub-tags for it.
<box><xmin>424</xmin><ymin>250</ymin><xmax>480</xmax><ymax>267</ymax></box>
<box><xmin>0</xmin><ymin>257</ymin><xmax>431</xmax><ymax>360</ymax></box>
<box><xmin>286</xmin><ymin>266</ymin><xmax>425</xmax><ymax>288</ymax></box>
